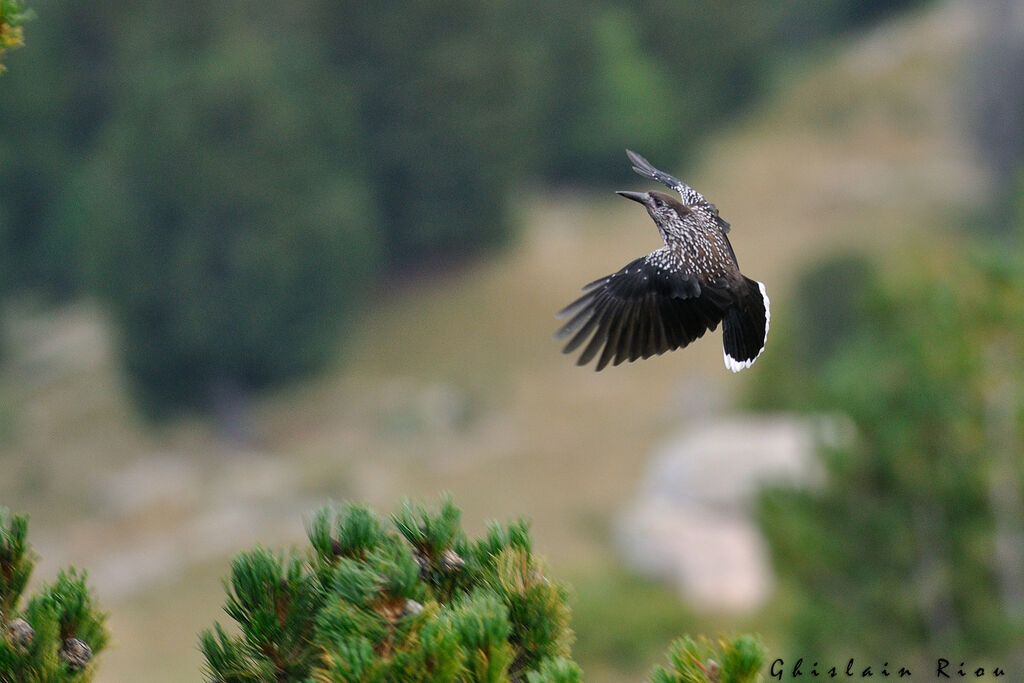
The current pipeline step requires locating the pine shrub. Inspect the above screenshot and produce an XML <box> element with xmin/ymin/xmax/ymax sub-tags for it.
<box><xmin>200</xmin><ymin>498</ymin><xmax>575</xmax><ymax>682</ymax></box>
<box><xmin>0</xmin><ymin>508</ymin><xmax>108</xmax><ymax>682</ymax></box>
<box><xmin>200</xmin><ymin>497</ymin><xmax>764</xmax><ymax>683</ymax></box>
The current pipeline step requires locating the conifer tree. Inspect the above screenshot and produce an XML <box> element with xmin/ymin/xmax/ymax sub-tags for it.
<box><xmin>0</xmin><ymin>500</ymin><xmax>764</xmax><ymax>681</ymax></box>
<box><xmin>650</xmin><ymin>635</ymin><xmax>765</xmax><ymax>683</ymax></box>
<box><xmin>751</xmin><ymin>245</ymin><xmax>1024</xmax><ymax>664</ymax></box>
<box><xmin>199</xmin><ymin>498</ymin><xmax>766</xmax><ymax>683</ymax></box>
<box><xmin>200</xmin><ymin>498</ymin><xmax>576</xmax><ymax>682</ymax></box>
<box><xmin>0</xmin><ymin>508</ymin><xmax>108</xmax><ymax>682</ymax></box>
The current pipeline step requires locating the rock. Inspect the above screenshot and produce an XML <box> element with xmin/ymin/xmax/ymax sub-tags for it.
<box><xmin>615</xmin><ymin>414</ymin><xmax>839</xmax><ymax>612</ymax></box>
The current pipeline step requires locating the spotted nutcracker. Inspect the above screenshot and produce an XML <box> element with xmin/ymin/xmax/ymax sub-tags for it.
<box><xmin>556</xmin><ymin>150</ymin><xmax>769</xmax><ymax>372</ymax></box>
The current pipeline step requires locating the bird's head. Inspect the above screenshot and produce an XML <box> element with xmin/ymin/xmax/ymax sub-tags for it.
<box><xmin>616</xmin><ymin>190</ymin><xmax>689</xmax><ymax>222</ymax></box>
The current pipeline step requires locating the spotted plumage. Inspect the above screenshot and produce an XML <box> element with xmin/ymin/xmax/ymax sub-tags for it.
<box><xmin>556</xmin><ymin>150</ymin><xmax>770</xmax><ymax>372</ymax></box>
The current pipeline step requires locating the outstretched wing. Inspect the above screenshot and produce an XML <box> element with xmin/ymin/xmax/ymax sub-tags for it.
<box><xmin>555</xmin><ymin>256</ymin><xmax>730</xmax><ymax>371</ymax></box>
<box><xmin>625</xmin><ymin>149</ymin><xmax>731</xmax><ymax>233</ymax></box>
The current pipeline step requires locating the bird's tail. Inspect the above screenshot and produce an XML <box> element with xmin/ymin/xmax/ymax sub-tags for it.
<box><xmin>722</xmin><ymin>277</ymin><xmax>770</xmax><ymax>372</ymax></box>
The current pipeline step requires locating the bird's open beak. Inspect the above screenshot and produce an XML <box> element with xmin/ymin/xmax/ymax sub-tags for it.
<box><xmin>616</xmin><ymin>190</ymin><xmax>647</xmax><ymax>205</ymax></box>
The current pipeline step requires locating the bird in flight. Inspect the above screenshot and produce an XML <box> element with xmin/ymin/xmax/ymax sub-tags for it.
<box><xmin>556</xmin><ymin>150</ymin><xmax>769</xmax><ymax>372</ymax></box>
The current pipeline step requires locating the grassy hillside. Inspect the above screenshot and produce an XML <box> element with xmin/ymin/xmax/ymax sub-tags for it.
<box><xmin>0</xmin><ymin>3</ymin><xmax>988</xmax><ymax>680</ymax></box>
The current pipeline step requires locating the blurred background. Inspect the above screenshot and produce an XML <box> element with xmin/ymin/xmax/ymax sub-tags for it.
<box><xmin>2</xmin><ymin>0</ymin><xmax>1024</xmax><ymax>679</ymax></box>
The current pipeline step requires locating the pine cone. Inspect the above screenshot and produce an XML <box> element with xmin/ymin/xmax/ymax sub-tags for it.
<box><xmin>411</xmin><ymin>547</ymin><xmax>431</xmax><ymax>578</ymax></box>
<box><xmin>60</xmin><ymin>637</ymin><xmax>93</xmax><ymax>672</ymax></box>
<box><xmin>402</xmin><ymin>599</ymin><xmax>424</xmax><ymax>617</ymax></box>
<box><xmin>5</xmin><ymin>618</ymin><xmax>34</xmax><ymax>649</ymax></box>
<box><xmin>440</xmin><ymin>549</ymin><xmax>465</xmax><ymax>572</ymax></box>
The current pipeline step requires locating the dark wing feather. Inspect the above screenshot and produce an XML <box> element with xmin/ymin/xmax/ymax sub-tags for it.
<box><xmin>625</xmin><ymin>149</ymin><xmax>731</xmax><ymax>233</ymax></box>
<box><xmin>555</xmin><ymin>256</ymin><xmax>729</xmax><ymax>370</ymax></box>
<box><xmin>626</xmin><ymin>149</ymin><xmax>689</xmax><ymax>197</ymax></box>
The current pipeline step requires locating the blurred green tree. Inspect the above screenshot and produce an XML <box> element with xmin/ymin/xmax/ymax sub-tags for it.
<box><xmin>0</xmin><ymin>0</ymin><xmax>930</xmax><ymax>417</ymax></box>
<box><xmin>750</xmin><ymin>244</ymin><xmax>1024</xmax><ymax>664</ymax></box>
<box><xmin>7</xmin><ymin>0</ymin><xmax>537</xmax><ymax>415</ymax></box>
<box><xmin>61</xmin><ymin>4</ymin><xmax>382</xmax><ymax>417</ymax></box>
<box><xmin>522</xmin><ymin>1</ymin><xmax>773</xmax><ymax>183</ymax></box>
<box><xmin>0</xmin><ymin>0</ymin><xmax>114</xmax><ymax>298</ymax></box>
<box><xmin>530</xmin><ymin>0</ymin><xmax>929</xmax><ymax>183</ymax></box>
<box><xmin>305</xmin><ymin>0</ymin><xmax>542</xmax><ymax>267</ymax></box>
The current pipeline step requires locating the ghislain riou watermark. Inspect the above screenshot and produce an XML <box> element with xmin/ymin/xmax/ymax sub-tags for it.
<box><xmin>769</xmin><ymin>658</ymin><xmax>1007</xmax><ymax>679</ymax></box>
